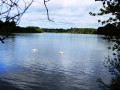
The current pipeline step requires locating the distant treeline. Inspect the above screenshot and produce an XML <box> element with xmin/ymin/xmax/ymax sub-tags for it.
<box><xmin>43</xmin><ymin>28</ymin><xmax>97</xmax><ymax>34</ymax></box>
<box><xmin>1</xmin><ymin>21</ymin><xmax>119</xmax><ymax>36</ymax></box>
<box><xmin>0</xmin><ymin>21</ymin><xmax>44</xmax><ymax>33</ymax></box>
<box><xmin>43</xmin><ymin>24</ymin><xmax>120</xmax><ymax>36</ymax></box>
<box><xmin>13</xmin><ymin>26</ymin><xmax>44</xmax><ymax>33</ymax></box>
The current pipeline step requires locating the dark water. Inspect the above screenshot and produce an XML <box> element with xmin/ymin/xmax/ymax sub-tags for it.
<box><xmin>0</xmin><ymin>33</ymin><xmax>112</xmax><ymax>90</ymax></box>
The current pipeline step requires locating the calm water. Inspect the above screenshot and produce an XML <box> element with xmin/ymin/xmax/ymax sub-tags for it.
<box><xmin>0</xmin><ymin>33</ymin><xmax>112</xmax><ymax>90</ymax></box>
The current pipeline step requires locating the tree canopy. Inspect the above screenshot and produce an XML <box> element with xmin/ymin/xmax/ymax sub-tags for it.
<box><xmin>90</xmin><ymin>0</ymin><xmax>120</xmax><ymax>29</ymax></box>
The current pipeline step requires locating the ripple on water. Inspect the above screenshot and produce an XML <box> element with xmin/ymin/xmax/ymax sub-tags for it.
<box><xmin>0</xmin><ymin>33</ymin><xmax>111</xmax><ymax>90</ymax></box>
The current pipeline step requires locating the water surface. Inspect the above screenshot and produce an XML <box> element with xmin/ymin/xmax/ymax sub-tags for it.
<box><xmin>0</xmin><ymin>33</ymin><xmax>112</xmax><ymax>90</ymax></box>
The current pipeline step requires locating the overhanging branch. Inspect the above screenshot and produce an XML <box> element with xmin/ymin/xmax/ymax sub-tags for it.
<box><xmin>43</xmin><ymin>0</ymin><xmax>54</xmax><ymax>22</ymax></box>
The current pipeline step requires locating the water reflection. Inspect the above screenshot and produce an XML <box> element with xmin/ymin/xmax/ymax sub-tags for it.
<box><xmin>97</xmin><ymin>36</ymin><xmax>120</xmax><ymax>90</ymax></box>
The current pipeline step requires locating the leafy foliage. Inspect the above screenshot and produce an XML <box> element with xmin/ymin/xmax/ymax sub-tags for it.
<box><xmin>90</xmin><ymin>0</ymin><xmax>120</xmax><ymax>29</ymax></box>
<box><xmin>97</xmin><ymin>24</ymin><xmax>120</xmax><ymax>35</ymax></box>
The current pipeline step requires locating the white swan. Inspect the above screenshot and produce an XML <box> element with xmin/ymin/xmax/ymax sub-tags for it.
<box><xmin>32</xmin><ymin>49</ymin><xmax>38</xmax><ymax>52</ymax></box>
<box><xmin>59</xmin><ymin>51</ymin><xmax>63</xmax><ymax>54</ymax></box>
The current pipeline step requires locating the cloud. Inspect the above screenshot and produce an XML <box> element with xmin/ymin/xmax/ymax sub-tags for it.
<box><xmin>19</xmin><ymin>0</ymin><xmax>105</xmax><ymax>28</ymax></box>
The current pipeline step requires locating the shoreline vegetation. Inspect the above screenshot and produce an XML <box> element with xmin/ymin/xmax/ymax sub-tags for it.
<box><xmin>0</xmin><ymin>21</ymin><xmax>97</xmax><ymax>34</ymax></box>
<box><xmin>14</xmin><ymin>26</ymin><xmax>44</xmax><ymax>33</ymax></box>
<box><xmin>11</xmin><ymin>26</ymin><xmax>97</xmax><ymax>34</ymax></box>
<box><xmin>13</xmin><ymin>27</ymin><xmax>97</xmax><ymax>34</ymax></box>
<box><xmin>7</xmin><ymin>25</ymin><xmax>120</xmax><ymax>36</ymax></box>
<box><xmin>0</xmin><ymin>21</ymin><xmax>119</xmax><ymax>35</ymax></box>
<box><xmin>43</xmin><ymin>24</ymin><xmax>120</xmax><ymax>36</ymax></box>
<box><xmin>43</xmin><ymin>28</ymin><xmax>97</xmax><ymax>34</ymax></box>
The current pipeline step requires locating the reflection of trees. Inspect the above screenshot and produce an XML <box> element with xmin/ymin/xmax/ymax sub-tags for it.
<box><xmin>97</xmin><ymin>36</ymin><xmax>120</xmax><ymax>90</ymax></box>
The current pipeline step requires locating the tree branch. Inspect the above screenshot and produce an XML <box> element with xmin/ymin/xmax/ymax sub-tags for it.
<box><xmin>43</xmin><ymin>0</ymin><xmax>54</xmax><ymax>22</ymax></box>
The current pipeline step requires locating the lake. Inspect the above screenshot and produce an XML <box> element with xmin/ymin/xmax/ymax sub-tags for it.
<box><xmin>0</xmin><ymin>33</ymin><xmax>112</xmax><ymax>90</ymax></box>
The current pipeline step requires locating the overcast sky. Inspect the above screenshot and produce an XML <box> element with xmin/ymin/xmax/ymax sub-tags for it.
<box><xmin>19</xmin><ymin>0</ymin><xmax>106</xmax><ymax>29</ymax></box>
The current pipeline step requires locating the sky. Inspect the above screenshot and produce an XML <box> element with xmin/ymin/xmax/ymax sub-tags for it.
<box><xmin>19</xmin><ymin>0</ymin><xmax>107</xmax><ymax>29</ymax></box>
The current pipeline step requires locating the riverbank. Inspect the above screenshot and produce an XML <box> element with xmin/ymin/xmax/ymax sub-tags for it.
<box><xmin>0</xmin><ymin>21</ymin><xmax>44</xmax><ymax>33</ymax></box>
<box><xmin>13</xmin><ymin>26</ymin><xmax>44</xmax><ymax>33</ymax></box>
<box><xmin>43</xmin><ymin>28</ymin><xmax>97</xmax><ymax>34</ymax></box>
